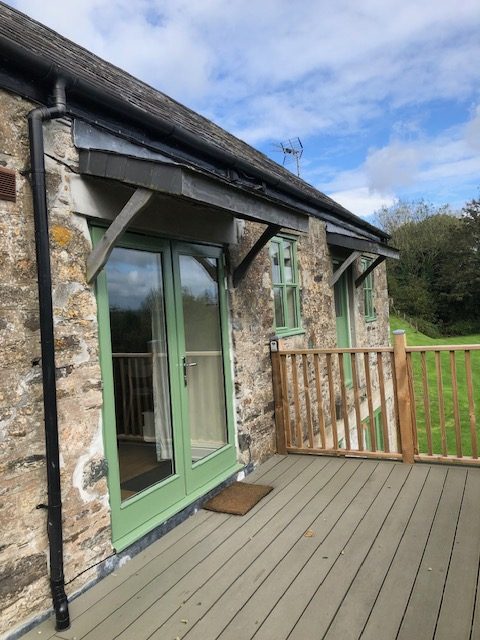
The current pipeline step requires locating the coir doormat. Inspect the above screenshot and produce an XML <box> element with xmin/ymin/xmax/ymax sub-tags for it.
<box><xmin>203</xmin><ymin>481</ymin><xmax>273</xmax><ymax>515</ymax></box>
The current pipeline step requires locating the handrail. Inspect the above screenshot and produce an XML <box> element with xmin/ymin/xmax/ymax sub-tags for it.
<box><xmin>278</xmin><ymin>347</ymin><xmax>394</xmax><ymax>355</ymax></box>
<box><xmin>406</xmin><ymin>345</ymin><xmax>480</xmax><ymax>352</ymax></box>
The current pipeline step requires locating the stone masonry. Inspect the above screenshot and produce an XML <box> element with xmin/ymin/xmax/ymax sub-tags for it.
<box><xmin>0</xmin><ymin>89</ymin><xmax>112</xmax><ymax>637</ymax></box>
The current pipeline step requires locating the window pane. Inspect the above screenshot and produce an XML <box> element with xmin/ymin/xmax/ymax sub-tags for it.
<box><xmin>270</xmin><ymin>242</ymin><xmax>281</xmax><ymax>283</ymax></box>
<box><xmin>270</xmin><ymin>237</ymin><xmax>301</xmax><ymax>333</ymax></box>
<box><xmin>283</xmin><ymin>240</ymin><xmax>294</xmax><ymax>283</ymax></box>
<box><xmin>106</xmin><ymin>247</ymin><xmax>174</xmax><ymax>502</ymax></box>
<box><xmin>179</xmin><ymin>254</ymin><xmax>227</xmax><ymax>463</ymax></box>
<box><xmin>273</xmin><ymin>286</ymin><xmax>285</xmax><ymax>326</ymax></box>
<box><xmin>362</xmin><ymin>260</ymin><xmax>375</xmax><ymax>319</ymax></box>
<box><xmin>286</xmin><ymin>286</ymin><xmax>296</xmax><ymax>328</ymax></box>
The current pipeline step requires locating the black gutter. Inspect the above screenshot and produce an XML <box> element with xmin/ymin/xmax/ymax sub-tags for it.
<box><xmin>0</xmin><ymin>31</ymin><xmax>389</xmax><ymax>242</ymax></box>
<box><xmin>28</xmin><ymin>78</ymin><xmax>70</xmax><ymax>632</ymax></box>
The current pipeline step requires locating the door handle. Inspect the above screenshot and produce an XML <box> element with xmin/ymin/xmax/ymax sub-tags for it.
<box><xmin>182</xmin><ymin>357</ymin><xmax>198</xmax><ymax>385</ymax></box>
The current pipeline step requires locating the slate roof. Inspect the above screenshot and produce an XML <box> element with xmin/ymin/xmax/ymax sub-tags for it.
<box><xmin>0</xmin><ymin>1</ymin><xmax>389</xmax><ymax>241</ymax></box>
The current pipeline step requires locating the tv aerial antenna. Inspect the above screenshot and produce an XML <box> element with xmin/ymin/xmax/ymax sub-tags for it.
<box><xmin>272</xmin><ymin>137</ymin><xmax>304</xmax><ymax>177</ymax></box>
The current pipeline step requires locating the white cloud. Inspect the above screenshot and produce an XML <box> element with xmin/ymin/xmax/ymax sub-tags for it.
<box><xmin>466</xmin><ymin>106</ymin><xmax>480</xmax><ymax>151</ymax></box>
<box><xmin>327</xmin><ymin>187</ymin><xmax>396</xmax><ymax>217</ymax></box>
<box><xmin>364</xmin><ymin>111</ymin><xmax>480</xmax><ymax>194</ymax></box>
<box><xmin>365</xmin><ymin>144</ymin><xmax>423</xmax><ymax>194</ymax></box>
<box><xmin>318</xmin><ymin>107</ymin><xmax>480</xmax><ymax>214</ymax></box>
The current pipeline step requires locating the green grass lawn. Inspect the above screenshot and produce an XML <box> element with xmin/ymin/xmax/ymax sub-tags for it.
<box><xmin>390</xmin><ymin>315</ymin><xmax>480</xmax><ymax>457</ymax></box>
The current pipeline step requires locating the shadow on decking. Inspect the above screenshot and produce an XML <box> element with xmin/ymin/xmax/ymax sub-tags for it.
<box><xmin>22</xmin><ymin>454</ymin><xmax>480</xmax><ymax>640</ymax></box>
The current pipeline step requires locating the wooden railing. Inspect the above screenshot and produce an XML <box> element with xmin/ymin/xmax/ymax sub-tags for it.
<box><xmin>271</xmin><ymin>343</ymin><xmax>402</xmax><ymax>461</ymax></box>
<box><xmin>112</xmin><ymin>353</ymin><xmax>154</xmax><ymax>437</ymax></box>
<box><xmin>271</xmin><ymin>331</ymin><xmax>480</xmax><ymax>466</ymax></box>
<box><xmin>405</xmin><ymin>342</ymin><xmax>480</xmax><ymax>464</ymax></box>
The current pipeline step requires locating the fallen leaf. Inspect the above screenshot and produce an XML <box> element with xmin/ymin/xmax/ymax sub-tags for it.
<box><xmin>304</xmin><ymin>529</ymin><xmax>315</xmax><ymax>538</ymax></box>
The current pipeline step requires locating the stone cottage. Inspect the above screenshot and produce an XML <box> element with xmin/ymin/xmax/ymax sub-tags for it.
<box><xmin>0</xmin><ymin>4</ymin><xmax>398</xmax><ymax>637</ymax></box>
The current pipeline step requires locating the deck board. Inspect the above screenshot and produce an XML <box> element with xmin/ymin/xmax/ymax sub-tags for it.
<box><xmin>70</xmin><ymin>456</ymin><xmax>292</xmax><ymax>625</ymax></box>
<box><xmin>434</xmin><ymin>469</ymin><xmax>480</xmax><ymax>640</ymax></box>
<box><xmin>396</xmin><ymin>467</ymin><xmax>467</xmax><ymax>640</ymax></box>
<box><xmin>19</xmin><ymin>456</ymin><xmax>480</xmax><ymax>640</ymax></box>
<box><xmin>360</xmin><ymin>465</ymin><xmax>447</xmax><ymax>640</ymax></box>
<box><xmin>58</xmin><ymin>455</ymin><xmax>311</xmax><ymax>640</ymax></box>
<box><xmin>285</xmin><ymin>463</ymin><xmax>411</xmax><ymax>640</ymax></box>
<box><xmin>112</xmin><ymin>456</ymin><xmax>336</xmax><ymax>640</ymax></box>
<box><xmin>160</xmin><ymin>459</ymin><xmax>360</xmax><ymax>640</ymax></box>
<box><xmin>322</xmin><ymin>464</ymin><xmax>430</xmax><ymax>640</ymax></box>
<box><xmin>217</xmin><ymin>459</ymin><xmax>382</xmax><ymax>640</ymax></box>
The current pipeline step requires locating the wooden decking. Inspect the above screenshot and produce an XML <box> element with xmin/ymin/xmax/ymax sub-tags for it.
<box><xmin>24</xmin><ymin>455</ymin><xmax>480</xmax><ymax>640</ymax></box>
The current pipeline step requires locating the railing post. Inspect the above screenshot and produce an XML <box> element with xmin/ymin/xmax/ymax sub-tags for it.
<box><xmin>270</xmin><ymin>338</ymin><xmax>287</xmax><ymax>454</ymax></box>
<box><xmin>393</xmin><ymin>330</ymin><xmax>415</xmax><ymax>463</ymax></box>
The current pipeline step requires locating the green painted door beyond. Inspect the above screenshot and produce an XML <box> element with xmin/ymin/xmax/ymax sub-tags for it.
<box><xmin>363</xmin><ymin>409</ymin><xmax>384</xmax><ymax>451</ymax></box>
<box><xmin>334</xmin><ymin>269</ymin><xmax>352</xmax><ymax>384</ymax></box>
<box><xmin>94</xmin><ymin>229</ymin><xmax>238</xmax><ymax>551</ymax></box>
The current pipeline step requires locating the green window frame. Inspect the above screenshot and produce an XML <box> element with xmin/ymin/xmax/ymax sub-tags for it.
<box><xmin>361</xmin><ymin>257</ymin><xmax>376</xmax><ymax>322</ymax></box>
<box><xmin>269</xmin><ymin>236</ymin><xmax>302</xmax><ymax>335</ymax></box>
<box><xmin>363</xmin><ymin>408</ymin><xmax>383</xmax><ymax>451</ymax></box>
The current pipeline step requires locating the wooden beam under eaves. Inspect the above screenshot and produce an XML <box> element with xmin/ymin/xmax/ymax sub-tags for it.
<box><xmin>86</xmin><ymin>187</ymin><xmax>153</xmax><ymax>283</ymax></box>
<box><xmin>355</xmin><ymin>255</ymin><xmax>386</xmax><ymax>287</ymax></box>
<box><xmin>233</xmin><ymin>224</ymin><xmax>281</xmax><ymax>287</ymax></box>
<box><xmin>329</xmin><ymin>250</ymin><xmax>361</xmax><ymax>287</ymax></box>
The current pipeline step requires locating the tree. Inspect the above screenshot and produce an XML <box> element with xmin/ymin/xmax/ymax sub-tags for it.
<box><xmin>448</xmin><ymin>197</ymin><xmax>480</xmax><ymax>327</ymax></box>
<box><xmin>374</xmin><ymin>198</ymin><xmax>480</xmax><ymax>334</ymax></box>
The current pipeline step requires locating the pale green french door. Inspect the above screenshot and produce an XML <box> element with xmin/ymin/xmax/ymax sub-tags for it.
<box><xmin>94</xmin><ymin>229</ymin><xmax>237</xmax><ymax>550</ymax></box>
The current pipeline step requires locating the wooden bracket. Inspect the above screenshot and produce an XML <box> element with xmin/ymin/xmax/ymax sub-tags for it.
<box><xmin>329</xmin><ymin>250</ymin><xmax>361</xmax><ymax>287</ymax></box>
<box><xmin>355</xmin><ymin>255</ymin><xmax>385</xmax><ymax>288</ymax></box>
<box><xmin>86</xmin><ymin>188</ymin><xmax>153</xmax><ymax>283</ymax></box>
<box><xmin>194</xmin><ymin>256</ymin><xmax>218</xmax><ymax>282</ymax></box>
<box><xmin>232</xmin><ymin>224</ymin><xmax>281</xmax><ymax>287</ymax></box>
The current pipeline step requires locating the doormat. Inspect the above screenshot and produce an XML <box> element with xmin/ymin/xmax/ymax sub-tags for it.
<box><xmin>121</xmin><ymin>460</ymin><xmax>173</xmax><ymax>493</ymax></box>
<box><xmin>203</xmin><ymin>482</ymin><xmax>273</xmax><ymax>515</ymax></box>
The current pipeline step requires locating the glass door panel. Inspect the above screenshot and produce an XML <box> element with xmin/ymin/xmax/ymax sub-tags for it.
<box><xmin>178</xmin><ymin>254</ymin><xmax>228</xmax><ymax>463</ymax></box>
<box><xmin>106</xmin><ymin>247</ymin><xmax>175</xmax><ymax>501</ymax></box>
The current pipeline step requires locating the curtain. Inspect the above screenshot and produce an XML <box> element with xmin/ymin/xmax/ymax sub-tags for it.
<box><xmin>150</xmin><ymin>256</ymin><xmax>173</xmax><ymax>461</ymax></box>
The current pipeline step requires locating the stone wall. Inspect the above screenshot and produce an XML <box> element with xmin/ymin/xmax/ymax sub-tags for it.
<box><xmin>0</xmin><ymin>89</ymin><xmax>112</xmax><ymax>637</ymax></box>
<box><xmin>229</xmin><ymin>217</ymin><xmax>391</xmax><ymax>463</ymax></box>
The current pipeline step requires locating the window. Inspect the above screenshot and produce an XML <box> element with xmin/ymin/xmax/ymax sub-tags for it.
<box><xmin>361</xmin><ymin>257</ymin><xmax>376</xmax><ymax>321</ymax></box>
<box><xmin>269</xmin><ymin>236</ymin><xmax>301</xmax><ymax>334</ymax></box>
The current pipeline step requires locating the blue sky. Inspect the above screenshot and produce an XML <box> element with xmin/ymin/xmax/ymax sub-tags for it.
<box><xmin>8</xmin><ymin>0</ymin><xmax>480</xmax><ymax>217</ymax></box>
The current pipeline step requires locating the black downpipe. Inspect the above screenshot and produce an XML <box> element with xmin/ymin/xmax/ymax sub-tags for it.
<box><xmin>28</xmin><ymin>78</ymin><xmax>70</xmax><ymax>632</ymax></box>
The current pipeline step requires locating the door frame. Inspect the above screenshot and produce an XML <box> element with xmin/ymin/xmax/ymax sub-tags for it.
<box><xmin>93</xmin><ymin>227</ymin><xmax>240</xmax><ymax>551</ymax></box>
